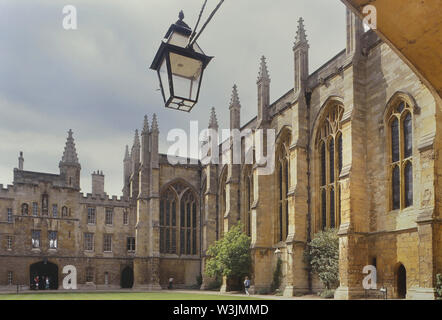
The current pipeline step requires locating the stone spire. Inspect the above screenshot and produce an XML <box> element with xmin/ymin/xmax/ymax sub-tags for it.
<box><xmin>257</xmin><ymin>57</ymin><xmax>270</xmax><ymax>127</ymax></box>
<box><xmin>151</xmin><ymin>114</ymin><xmax>159</xmax><ymax>134</ymax></box>
<box><xmin>142</xmin><ymin>115</ymin><xmax>149</xmax><ymax>135</ymax></box>
<box><xmin>293</xmin><ymin>17</ymin><xmax>309</xmax><ymax>95</ymax></box>
<box><xmin>208</xmin><ymin>107</ymin><xmax>218</xmax><ymax>130</ymax></box>
<box><xmin>257</xmin><ymin>56</ymin><xmax>270</xmax><ymax>83</ymax></box>
<box><xmin>229</xmin><ymin>84</ymin><xmax>241</xmax><ymax>110</ymax></box>
<box><xmin>294</xmin><ymin>17</ymin><xmax>308</xmax><ymax>45</ymax></box>
<box><xmin>133</xmin><ymin>129</ymin><xmax>140</xmax><ymax>148</ymax></box>
<box><xmin>124</xmin><ymin>145</ymin><xmax>130</xmax><ymax>160</ymax></box>
<box><xmin>61</xmin><ymin>129</ymin><xmax>79</xmax><ymax>164</ymax></box>
<box><xmin>229</xmin><ymin>85</ymin><xmax>241</xmax><ymax>130</ymax></box>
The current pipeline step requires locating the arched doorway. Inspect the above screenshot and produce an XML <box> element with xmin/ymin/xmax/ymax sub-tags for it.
<box><xmin>120</xmin><ymin>266</ymin><xmax>134</xmax><ymax>288</ymax></box>
<box><xmin>397</xmin><ymin>264</ymin><xmax>407</xmax><ymax>299</ymax></box>
<box><xmin>30</xmin><ymin>261</ymin><xmax>58</xmax><ymax>289</ymax></box>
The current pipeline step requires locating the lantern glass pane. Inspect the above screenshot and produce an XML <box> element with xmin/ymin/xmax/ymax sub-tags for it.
<box><xmin>159</xmin><ymin>57</ymin><xmax>170</xmax><ymax>102</ymax></box>
<box><xmin>169</xmin><ymin>52</ymin><xmax>203</xmax><ymax>101</ymax></box>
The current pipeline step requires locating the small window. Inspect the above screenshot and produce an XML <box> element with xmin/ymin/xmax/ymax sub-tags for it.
<box><xmin>6</xmin><ymin>236</ymin><xmax>13</xmax><ymax>250</ymax></box>
<box><xmin>123</xmin><ymin>210</ymin><xmax>129</xmax><ymax>225</ymax></box>
<box><xmin>84</xmin><ymin>233</ymin><xmax>94</xmax><ymax>251</ymax></box>
<box><xmin>32</xmin><ymin>202</ymin><xmax>38</xmax><ymax>216</ymax></box>
<box><xmin>7</xmin><ymin>271</ymin><xmax>13</xmax><ymax>285</ymax></box>
<box><xmin>105</xmin><ymin>208</ymin><xmax>113</xmax><ymax>225</ymax></box>
<box><xmin>7</xmin><ymin>208</ymin><xmax>13</xmax><ymax>223</ymax></box>
<box><xmin>104</xmin><ymin>272</ymin><xmax>109</xmax><ymax>285</ymax></box>
<box><xmin>32</xmin><ymin>230</ymin><xmax>41</xmax><ymax>248</ymax></box>
<box><xmin>86</xmin><ymin>268</ymin><xmax>94</xmax><ymax>283</ymax></box>
<box><xmin>87</xmin><ymin>207</ymin><xmax>96</xmax><ymax>224</ymax></box>
<box><xmin>48</xmin><ymin>231</ymin><xmax>58</xmax><ymax>249</ymax></box>
<box><xmin>127</xmin><ymin>237</ymin><xmax>136</xmax><ymax>252</ymax></box>
<box><xmin>52</xmin><ymin>204</ymin><xmax>58</xmax><ymax>218</ymax></box>
<box><xmin>103</xmin><ymin>234</ymin><xmax>112</xmax><ymax>252</ymax></box>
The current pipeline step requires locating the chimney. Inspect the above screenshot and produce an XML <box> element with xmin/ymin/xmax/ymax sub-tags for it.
<box><xmin>18</xmin><ymin>152</ymin><xmax>24</xmax><ymax>170</ymax></box>
<box><xmin>91</xmin><ymin>170</ymin><xmax>105</xmax><ymax>196</ymax></box>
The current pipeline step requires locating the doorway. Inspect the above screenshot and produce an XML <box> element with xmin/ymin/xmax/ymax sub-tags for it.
<box><xmin>120</xmin><ymin>266</ymin><xmax>134</xmax><ymax>288</ymax></box>
<box><xmin>396</xmin><ymin>263</ymin><xmax>407</xmax><ymax>299</ymax></box>
<box><xmin>30</xmin><ymin>261</ymin><xmax>58</xmax><ymax>289</ymax></box>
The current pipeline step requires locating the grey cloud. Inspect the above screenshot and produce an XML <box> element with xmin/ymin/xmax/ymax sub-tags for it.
<box><xmin>0</xmin><ymin>0</ymin><xmax>346</xmax><ymax>196</ymax></box>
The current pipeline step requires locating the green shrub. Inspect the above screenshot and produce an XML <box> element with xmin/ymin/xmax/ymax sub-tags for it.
<box><xmin>196</xmin><ymin>274</ymin><xmax>203</xmax><ymax>287</ymax></box>
<box><xmin>257</xmin><ymin>288</ymin><xmax>270</xmax><ymax>295</ymax></box>
<box><xmin>205</xmin><ymin>223</ymin><xmax>251</xmax><ymax>281</ymax></box>
<box><xmin>206</xmin><ymin>278</ymin><xmax>222</xmax><ymax>291</ymax></box>
<box><xmin>319</xmin><ymin>289</ymin><xmax>335</xmax><ymax>299</ymax></box>
<box><xmin>270</xmin><ymin>257</ymin><xmax>282</xmax><ymax>293</ymax></box>
<box><xmin>436</xmin><ymin>274</ymin><xmax>442</xmax><ymax>298</ymax></box>
<box><xmin>304</xmin><ymin>228</ymin><xmax>340</xmax><ymax>290</ymax></box>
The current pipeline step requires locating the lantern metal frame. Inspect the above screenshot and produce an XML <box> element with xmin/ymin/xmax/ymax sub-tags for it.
<box><xmin>150</xmin><ymin>41</ymin><xmax>212</xmax><ymax>112</ymax></box>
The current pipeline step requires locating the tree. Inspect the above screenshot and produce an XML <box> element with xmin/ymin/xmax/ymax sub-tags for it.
<box><xmin>205</xmin><ymin>223</ymin><xmax>251</xmax><ymax>281</ymax></box>
<box><xmin>304</xmin><ymin>228</ymin><xmax>340</xmax><ymax>290</ymax></box>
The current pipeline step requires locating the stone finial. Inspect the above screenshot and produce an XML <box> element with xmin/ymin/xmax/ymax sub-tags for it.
<box><xmin>257</xmin><ymin>56</ymin><xmax>270</xmax><ymax>83</ymax></box>
<box><xmin>18</xmin><ymin>151</ymin><xmax>24</xmax><ymax>170</ymax></box>
<box><xmin>151</xmin><ymin>113</ymin><xmax>159</xmax><ymax>134</ymax></box>
<box><xmin>133</xmin><ymin>129</ymin><xmax>140</xmax><ymax>148</ymax></box>
<box><xmin>142</xmin><ymin>115</ymin><xmax>149</xmax><ymax>135</ymax></box>
<box><xmin>229</xmin><ymin>84</ymin><xmax>241</xmax><ymax>110</ymax></box>
<box><xmin>61</xmin><ymin>129</ymin><xmax>79</xmax><ymax>164</ymax></box>
<box><xmin>208</xmin><ymin>107</ymin><xmax>218</xmax><ymax>129</ymax></box>
<box><xmin>124</xmin><ymin>145</ymin><xmax>130</xmax><ymax>160</ymax></box>
<box><xmin>179</xmin><ymin>10</ymin><xmax>184</xmax><ymax>21</ymax></box>
<box><xmin>294</xmin><ymin>17</ymin><xmax>308</xmax><ymax>45</ymax></box>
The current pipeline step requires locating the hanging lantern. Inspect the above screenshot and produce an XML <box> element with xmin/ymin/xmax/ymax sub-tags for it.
<box><xmin>150</xmin><ymin>11</ymin><xmax>213</xmax><ymax>112</ymax></box>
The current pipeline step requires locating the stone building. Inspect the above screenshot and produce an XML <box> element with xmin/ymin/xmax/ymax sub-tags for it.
<box><xmin>0</xmin><ymin>9</ymin><xmax>440</xmax><ymax>299</ymax></box>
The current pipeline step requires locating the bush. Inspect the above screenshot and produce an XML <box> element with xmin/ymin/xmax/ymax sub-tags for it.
<box><xmin>436</xmin><ymin>274</ymin><xmax>442</xmax><ymax>298</ymax></box>
<box><xmin>270</xmin><ymin>257</ymin><xmax>282</xmax><ymax>293</ymax></box>
<box><xmin>304</xmin><ymin>228</ymin><xmax>340</xmax><ymax>290</ymax></box>
<box><xmin>205</xmin><ymin>223</ymin><xmax>251</xmax><ymax>281</ymax></box>
<box><xmin>206</xmin><ymin>278</ymin><xmax>222</xmax><ymax>291</ymax></box>
<box><xmin>196</xmin><ymin>274</ymin><xmax>203</xmax><ymax>287</ymax></box>
<box><xmin>257</xmin><ymin>288</ymin><xmax>270</xmax><ymax>295</ymax></box>
<box><xmin>319</xmin><ymin>289</ymin><xmax>335</xmax><ymax>299</ymax></box>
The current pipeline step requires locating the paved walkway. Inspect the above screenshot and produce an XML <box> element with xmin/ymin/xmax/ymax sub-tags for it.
<box><xmin>0</xmin><ymin>288</ymin><xmax>323</xmax><ymax>300</ymax></box>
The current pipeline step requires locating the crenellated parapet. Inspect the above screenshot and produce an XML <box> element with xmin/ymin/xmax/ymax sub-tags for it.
<box><xmin>0</xmin><ymin>184</ymin><xmax>15</xmax><ymax>198</ymax></box>
<box><xmin>79</xmin><ymin>192</ymin><xmax>130</xmax><ymax>207</ymax></box>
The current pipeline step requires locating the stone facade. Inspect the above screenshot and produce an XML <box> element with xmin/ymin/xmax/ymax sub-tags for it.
<box><xmin>0</xmin><ymin>10</ymin><xmax>440</xmax><ymax>299</ymax></box>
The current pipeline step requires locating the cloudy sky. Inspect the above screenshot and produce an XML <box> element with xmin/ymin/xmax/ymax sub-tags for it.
<box><xmin>0</xmin><ymin>0</ymin><xmax>347</xmax><ymax>196</ymax></box>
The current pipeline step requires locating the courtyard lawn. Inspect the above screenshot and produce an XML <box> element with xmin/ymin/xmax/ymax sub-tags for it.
<box><xmin>0</xmin><ymin>291</ymin><xmax>265</xmax><ymax>300</ymax></box>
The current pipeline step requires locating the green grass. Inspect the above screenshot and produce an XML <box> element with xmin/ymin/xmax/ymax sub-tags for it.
<box><xmin>0</xmin><ymin>291</ymin><xmax>265</xmax><ymax>300</ymax></box>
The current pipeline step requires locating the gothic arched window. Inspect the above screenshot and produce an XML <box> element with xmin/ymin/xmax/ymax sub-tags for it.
<box><xmin>160</xmin><ymin>182</ymin><xmax>198</xmax><ymax>255</ymax></box>
<box><xmin>276</xmin><ymin>131</ymin><xmax>290</xmax><ymax>242</ymax></box>
<box><xmin>218</xmin><ymin>168</ymin><xmax>228</xmax><ymax>240</ymax></box>
<box><xmin>387</xmin><ymin>100</ymin><xmax>413</xmax><ymax>210</ymax></box>
<box><xmin>242</xmin><ymin>166</ymin><xmax>254</xmax><ymax>237</ymax></box>
<box><xmin>316</xmin><ymin>104</ymin><xmax>344</xmax><ymax>230</ymax></box>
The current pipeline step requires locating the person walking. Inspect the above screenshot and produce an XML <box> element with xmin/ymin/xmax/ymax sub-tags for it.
<box><xmin>45</xmin><ymin>277</ymin><xmax>50</xmax><ymax>290</ymax></box>
<box><xmin>168</xmin><ymin>276</ymin><xmax>174</xmax><ymax>290</ymax></box>
<box><xmin>34</xmin><ymin>276</ymin><xmax>39</xmax><ymax>290</ymax></box>
<box><xmin>244</xmin><ymin>276</ymin><xmax>250</xmax><ymax>296</ymax></box>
